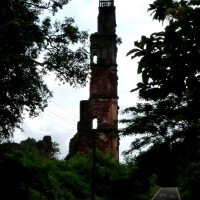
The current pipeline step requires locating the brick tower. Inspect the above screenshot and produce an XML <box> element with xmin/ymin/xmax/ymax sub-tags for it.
<box><xmin>67</xmin><ymin>0</ymin><xmax>119</xmax><ymax>160</ymax></box>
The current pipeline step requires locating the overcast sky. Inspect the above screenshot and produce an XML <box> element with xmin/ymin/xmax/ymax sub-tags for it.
<box><xmin>13</xmin><ymin>0</ymin><xmax>164</xmax><ymax>161</ymax></box>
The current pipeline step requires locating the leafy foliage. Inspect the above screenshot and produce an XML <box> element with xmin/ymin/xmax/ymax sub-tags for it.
<box><xmin>0</xmin><ymin>138</ymin><xmax>158</xmax><ymax>200</ymax></box>
<box><xmin>121</xmin><ymin>0</ymin><xmax>200</xmax><ymax>158</ymax></box>
<box><xmin>127</xmin><ymin>0</ymin><xmax>200</xmax><ymax>103</ymax></box>
<box><xmin>119</xmin><ymin>94</ymin><xmax>194</xmax><ymax>154</ymax></box>
<box><xmin>0</xmin><ymin>0</ymin><xmax>90</xmax><ymax>139</ymax></box>
<box><xmin>119</xmin><ymin>0</ymin><xmax>200</xmax><ymax>198</ymax></box>
<box><xmin>20</xmin><ymin>136</ymin><xmax>60</xmax><ymax>159</ymax></box>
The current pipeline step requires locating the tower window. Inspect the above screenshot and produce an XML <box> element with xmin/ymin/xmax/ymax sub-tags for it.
<box><xmin>92</xmin><ymin>118</ymin><xmax>97</xmax><ymax>129</ymax></box>
<box><xmin>93</xmin><ymin>55</ymin><xmax>97</xmax><ymax>64</ymax></box>
<box><xmin>99</xmin><ymin>0</ymin><xmax>112</xmax><ymax>7</ymax></box>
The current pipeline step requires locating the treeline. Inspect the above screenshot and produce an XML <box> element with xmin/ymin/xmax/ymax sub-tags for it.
<box><xmin>1</xmin><ymin>135</ymin><xmax>198</xmax><ymax>199</ymax></box>
<box><xmin>0</xmin><ymin>136</ymin><xmax>159</xmax><ymax>200</ymax></box>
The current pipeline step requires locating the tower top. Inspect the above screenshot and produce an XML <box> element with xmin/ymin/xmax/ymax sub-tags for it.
<box><xmin>99</xmin><ymin>0</ymin><xmax>114</xmax><ymax>7</ymax></box>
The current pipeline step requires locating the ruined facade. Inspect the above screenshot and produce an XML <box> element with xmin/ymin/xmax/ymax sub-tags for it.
<box><xmin>67</xmin><ymin>0</ymin><xmax>119</xmax><ymax>160</ymax></box>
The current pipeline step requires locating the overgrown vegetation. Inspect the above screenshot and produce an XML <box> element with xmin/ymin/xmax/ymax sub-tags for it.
<box><xmin>119</xmin><ymin>0</ymin><xmax>200</xmax><ymax>199</ymax></box>
<box><xmin>0</xmin><ymin>136</ymin><xmax>159</xmax><ymax>200</ymax></box>
<box><xmin>0</xmin><ymin>0</ymin><xmax>90</xmax><ymax>139</ymax></box>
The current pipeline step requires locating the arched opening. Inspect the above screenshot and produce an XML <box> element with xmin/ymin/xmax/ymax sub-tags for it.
<box><xmin>93</xmin><ymin>54</ymin><xmax>97</xmax><ymax>64</ymax></box>
<box><xmin>92</xmin><ymin>118</ymin><xmax>97</xmax><ymax>129</ymax></box>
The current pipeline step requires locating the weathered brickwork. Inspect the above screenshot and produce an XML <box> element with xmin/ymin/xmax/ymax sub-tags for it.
<box><xmin>67</xmin><ymin>0</ymin><xmax>119</xmax><ymax>160</ymax></box>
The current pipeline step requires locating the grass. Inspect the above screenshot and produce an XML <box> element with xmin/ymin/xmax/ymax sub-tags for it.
<box><xmin>178</xmin><ymin>187</ymin><xmax>190</xmax><ymax>200</ymax></box>
<box><xmin>145</xmin><ymin>185</ymin><xmax>161</xmax><ymax>200</ymax></box>
<box><xmin>131</xmin><ymin>185</ymin><xmax>161</xmax><ymax>200</ymax></box>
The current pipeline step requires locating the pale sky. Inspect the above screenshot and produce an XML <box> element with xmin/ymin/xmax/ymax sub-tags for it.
<box><xmin>13</xmin><ymin>0</ymin><xmax>164</xmax><ymax>161</ymax></box>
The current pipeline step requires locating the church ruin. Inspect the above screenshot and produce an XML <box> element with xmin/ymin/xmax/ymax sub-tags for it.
<box><xmin>67</xmin><ymin>0</ymin><xmax>119</xmax><ymax>160</ymax></box>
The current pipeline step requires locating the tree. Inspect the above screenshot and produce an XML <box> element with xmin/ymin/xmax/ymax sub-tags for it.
<box><xmin>20</xmin><ymin>137</ymin><xmax>36</xmax><ymax>152</ymax></box>
<box><xmin>1</xmin><ymin>135</ymin><xmax>159</xmax><ymax>200</ymax></box>
<box><xmin>119</xmin><ymin>0</ymin><xmax>200</xmax><ymax>153</ymax></box>
<box><xmin>0</xmin><ymin>0</ymin><xmax>90</xmax><ymax>139</ymax></box>
<box><xmin>119</xmin><ymin>0</ymin><xmax>200</xmax><ymax>196</ymax></box>
<box><xmin>19</xmin><ymin>136</ymin><xmax>60</xmax><ymax>159</ymax></box>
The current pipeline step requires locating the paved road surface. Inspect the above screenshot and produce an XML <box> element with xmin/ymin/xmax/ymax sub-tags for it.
<box><xmin>151</xmin><ymin>187</ymin><xmax>181</xmax><ymax>200</ymax></box>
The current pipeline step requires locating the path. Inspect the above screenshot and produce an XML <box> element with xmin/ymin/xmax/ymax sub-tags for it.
<box><xmin>151</xmin><ymin>187</ymin><xmax>181</xmax><ymax>200</ymax></box>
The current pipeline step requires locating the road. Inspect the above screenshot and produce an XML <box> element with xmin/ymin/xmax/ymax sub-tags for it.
<box><xmin>151</xmin><ymin>187</ymin><xmax>181</xmax><ymax>200</ymax></box>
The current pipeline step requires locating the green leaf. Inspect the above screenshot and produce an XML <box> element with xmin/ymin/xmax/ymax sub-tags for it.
<box><xmin>126</xmin><ymin>48</ymin><xmax>140</xmax><ymax>57</ymax></box>
<box><xmin>131</xmin><ymin>51</ymin><xmax>144</xmax><ymax>60</ymax></box>
<box><xmin>130</xmin><ymin>87</ymin><xmax>140</xmax><ymax>92</ymax></box>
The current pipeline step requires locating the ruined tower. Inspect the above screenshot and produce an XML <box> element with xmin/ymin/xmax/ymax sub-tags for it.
<box><xmin>67</xmin><ymin>0</ymin><xmax>119</xmax><ymax>160</ymax></box>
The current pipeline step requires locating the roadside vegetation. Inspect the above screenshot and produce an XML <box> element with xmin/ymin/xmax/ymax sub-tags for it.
<box><xmin>118</xmin><ymin>0</ymin><xmax>200</xmax><ymax>199</ymax></box>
